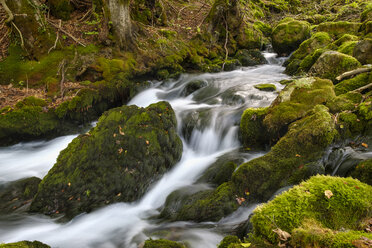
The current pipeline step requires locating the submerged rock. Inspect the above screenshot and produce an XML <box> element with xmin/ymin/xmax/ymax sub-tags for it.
<box><xmin>309</xmin><ymin>51</ymin><xmax>361</xmax><ymax>82</ymax></box>
<box><xmin>143</xmin><ymin>239</ymin><xmax>185</xmax><ymax>248</ymax></box>
<box><xmin>249</xmin><ymin>175</ymin><xmax>372</xmax><ymax>247</ymax></box>
<box><xmin>30</xmin><ymin>101</ymin><xmax>182</xmax><ymax>219</ymax></box>
<box><xmin>272</xmin><ymin>18</ymin><xmax>311</xmax><ymax>56</ymax></box>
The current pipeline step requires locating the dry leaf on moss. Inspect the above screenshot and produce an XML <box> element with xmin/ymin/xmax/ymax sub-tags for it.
<box><xmin>324</xmin><ymin>190</ymin><xmax>333</xmax><ymax>199</ymax></box>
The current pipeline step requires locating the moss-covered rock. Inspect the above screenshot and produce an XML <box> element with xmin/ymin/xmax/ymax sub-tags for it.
<box><xmin>334</xmin><ymin>72</ymin><xmax>372</xmax><ymax>95</ymax></box>
<box><xmin>295</xmin><ymin>48</ymin><xmax>326</xmax><ymax>75</ymax></box>
<box><xmin>272</xmin><ymin>18</ymin><xmax>311</xmax><ymax>56</ymax></box>
<box><xmin>181</xmin><ymin>80</ymin><xmax>208</xmax><ymax>96</ymax></box>
<box><xmin>309</xmin><ymin>51</ymin><xmax>361</xmax><ymax>82</ymax></box>
<box><xmin>48</xmin><ymin>0</ymin><xmax>73</xmax><ymax>20</ymax></box>
<box><xmin>236</xmin><ymin>24</ymin><xmax>264</xmax><ymax>50</ymax></box>
<box><xmin>350</xmin><ymin>159</ymin><xmax>372</xmax><ymax>185</ymax></box>
<box><xmin>326</xmin><ymin>92</ymin><xmax>363</xmax><ymax>113</ymax></box>
<box><xmin>234</xmin><ymin>49</ymin><xmax>267</xmax><ymax>67</ymax></box>
<box><xmin>254</xmin><ymin>84</ymin><xmax>276</xmax><ymax>92</ymax></box>
<box><xmin>337</xmin><ymin>41</ymin><xmax>358</xmax><ymax>56</ymax></box>
<box><xmin>353</xmin><ymin>39</ymin><xmax>372</xmax><ymax>65</ymax></box>
<box><xmin>263</xmin><ymin>77</ymin><xmax>335</xmax><ymax>135</ymax></box>
<box><xmin>30</xmin><ymin>101</ymin><xmax>182</xmax><ymax>219</ymax></box>
<box><xmin>234</xmin><ymin>105</ymin><xmax>338</xmax><ymax>201</ymax></box>
<box><xmin>143</xmin><ymin>239</ymin><xmax>185</xmax><ymax>248</ymax></box>
<box><xmin>0</xmin><ymin>177</ymin><xmax>41</xmax><ymax>214</ymax></box>
<box><xmin>217</xmin><ymin>235</ymin><xmax>241</xmax><ymax>248</ymax></box>
<box><xmin>0</xmin><ymin>241</ymin><xmax>50</xmax><ymax>248</ymax></box>
<box><xmin>250</xmin><ymin>175</ymin><xmax>372</xmax><ymax>246</ymax></box>
<box><xmin>239</xmin><ymin>107</ymin><xmax>269</xmax><ymax>149</ymax></box>
<box><xmin>316</xmin><ymin>21</ymin><xmax>361</xmax><ymax>38</ymax></box>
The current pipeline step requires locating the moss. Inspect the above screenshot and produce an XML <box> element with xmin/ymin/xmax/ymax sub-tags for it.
<box><xmin>237</xmin><ymin>24</ymin><xmax>264</xmax><ymax>50</ymax></box>
<box><xmin>240</xmin><ymin>107</ymin><xmax>269</xmax><ymax>149</ymax></box>
<box><xmin>234</xmin><ymin>49</ymin><xmax>267</xmax><ymax>67</ymax></box>
<box><xmin>316</xmin><ymin>21</ymin><xmax>362</xmax><ymax>38</ymax></box>
<box><xmin>333</xmin><ymin>34</ymin><xmax>359</xmax><ymax>47</ymax></box>
<box><xmin>358</xmin><ymin>100</ymin><xmax>372</xmax><ymax>121</ymax></box>
<box><xmin>361</xmin><ymin>2</ymin><xmax>372</xmax><ymax>22</ymax></box>
<box><xmin>143</xmin><ymin>239</ymin><xmax>185</xmax><ymax>248</ymax></box>
<box><xmin>309</xmin><ymin>51</ymin><xmax>361</xmax><ymax>82</ymax></box>
<box><xmin>175</xmin><ymin>182</ymin><xmax>239</xmax><ymax>222</ymax></box>
<box><xmin>337</xmin><ymin>41</ymin><xmax>358</xmax><ymax>56</ymax></box>
<box><xmin>218</xmin><ymin>236</ymin><xmax>241</xmax><ymax>248</ymax></box>
<box><xmin>272</xmin><ymin>18</ymin><xmax>311</xmax><ymax>56</ymax></box>
<box><xmin>334</xmin><ymin>72</ymin><xmax>371</xmax><ymax>95</ymax></box>
<box><xmin>0</xmin><ymin>241</ymin><xmax>50</xmax><ymax>248</ymax></box>
<box><xmin>0</xmin><ymin>45</ymin><xmax>25</xmax><ymax>85</ymax></box>
<box><xmin>223</xmin><ymin>59</ymin><xmax>242</xmax><ymax>71</ymax></box>
<box><xmin>254</xmin><ymin>84</ymin><xmax>276</xmax><ymax>92</ymax></box>
<box><xmin>30</xmin><ymin>101</ymin><xmax>182</xmax><ymax>219</ymax></box>
<box><xmin>15</xmin><ymin>96</ymin><xmax>47</xmax><ymax>109</ymax></box>
<box><xmin>350</xmin><ymin>159</ymin><xmax>372</xmax><ymax>185</ymax></box>
<box><xmin>297</xmin><ymin>48</ymin><xmax>326</xmax><ymax>74</ymax></box>
<box><xmin>326</xmin><ymin>92</ymin><xmax>363</xmax><ymax>113</ymax></box>
<box><xmin>253</xmin><ymin>21</ymin><xmax>272</xmax><ymax>37</ymax></box>
<box><xmin>234</xmin><ymin>105</ymin><xmax>338</xmax><ymax>201</ymax></box>
<box><xmin>250</xmin><ymin>175</ymin><xmax>372</xmax><ymax>245</ymax></box>
<box><xmin>198</xmin><ymin>161</ymin><xmax>237</xmax><ymax>186</ymax></box>
<box><xmin>353</xmin><ymin>39</ymin><xmax>372</xmax><ymax>65</ymax></box>
<box><xmin>338</xmin><ymin>111</ymin><xmax>365</xmax><ymax>136</ymax></box>
<box><xmin>263</xmin><ymin>77</ymin><xmax>335</xmax><ymax>134</ymax></box>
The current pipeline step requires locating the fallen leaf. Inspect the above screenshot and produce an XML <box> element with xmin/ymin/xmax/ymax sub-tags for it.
<box><xmin>118</xmin><ymin>148</ymin><xmax>123</xmax><ymax>154</ymax></box>
<box><xmin>117</xmin><ymin>193</ymin><xmax>121</xmax><ymax>197</ymax></box>
<box><xmin>272</xmin><ymin>228</ymin><xmax>291</xmax><ymax>241</ymax></box>
<box><xmin>146</xmin><ymin>140</ymin><xmax>149</xmax><ymax>145</ymax></box>
<box><xmin>68</xmin><ymin>196</ymin><xmax>73</xmax><ymax>201</ymax></box>
<box><xmin>355</xmin><ymin>186</ymin><xmax>360</xmax><ymax>189</ymax></box>
<box><xmin>295</xmin><ymin>154</ymin><xmax>301</xmax><ymax>157</ymax></box>
<box><xmin>361</xmin><ymin>143</ymin><xmax>368</xmax><ymax>148</ymax></box>
<box><xmin>241</xmin><ymin>243</ymin><xmax>251</xmax><ymax>247</ymax></box>
<box><xmin>68</xmin><ymin>182</ymin><xmax>71</xmax><ymax>187</ymax></box>
<box><xmin>119</xmin><ymin>126</ymin><xmax>125</xmax><ymax>135</ymax></box>
<box><xmin>236</xmin><ymin>197</ymin><xmax>245</xmax><ymax>205</ymax></box>
<box><xmin>324</xmin><ymin>190</ymin><xmax>333</xmax><ymax>199</ymax></box>
<box><xmin>113</xmin><ymin>133</ymin><xmax>117</xmax><ymax>138</ymax></box>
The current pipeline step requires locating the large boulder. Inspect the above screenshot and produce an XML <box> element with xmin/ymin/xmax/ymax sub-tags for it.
<box><xmin>353</xmin><ymin>39</ymin><xmax>372</xmax><ymax>65</ymax></box>
<box><xmin>250</xmin><ymin>175</ymin><xmax>372</xmax><ymax>247</ymax></box>
<box><xmin>30</xmin><ymin>101</ymin><xmax>182</xmax><ymax>219</ymax></box>
<box><xmin>315</xmin><ymin>21</ymin><xmax>361</xmax><ymax>38</ymax></box>
<box><xmin>272</xmin><ymin>18</ymin><xmax>311</xmax><ymax>56</ymax></box>
<box><xmin>309</xmin><ymin>51</ymin><xmax>361</xmax><ymax>82</ymax></box>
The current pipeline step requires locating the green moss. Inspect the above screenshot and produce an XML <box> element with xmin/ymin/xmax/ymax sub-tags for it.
<box><xmin>334</xmin><ymin>72</ymin><xmax>371</xmax><ymax>95</ymax></box>
<box><xmin>361</xmin><ymin>2</ymin><xmax>372</xmax><ymax>22</ymax></box>
<box><xmin>358</xmin><ymin>100</ymin><xmax>372</xmax><ymax>121</ymax></box>
<box><xmin>240</xmin><ymin>107</ymin><xmax>269</xmax><ymax>149</ymax></box>
<box><xmin>253</xmin><ymin>21</ymin><xmax>272</xmax><ymax>37</ymax></box>
<box><xmin>333</xmin><ymin>34</ymin><xmax>359</xmax><ymax>47</ymax></box>
<box><xmin>234</xmin><ymin>105</ymin><xmax>338</xmax><ymax>201</ymax></box>
<box><xmin>309</xmin><ymin>51</ymin><xmax>361</xmax><ymax>82</ymax></box>
<box><xmin>337</xmin><ymin>41</ymin><xmax>358</xmax><ymax>56</ymax></box>
<box><xmin>272</xmin><ymin>18</ymin><xmax>311</xmax><ymax>56</ymax></box>
<box><xmin>338</xmin><ymin>111</ymin><xmax>365</xmax><ymax>135</ymax></box>
<box><xmin>297</xmin><ymin>48</ymin><xmax>326</xmax><ymax>74</ymax></box>
<box><xmin>237</xmin><ymin>24</ymin><xmax>264</xmax><ymax>50</ymax></box>
<box><xmin>263</xmin><ymin>77</ymin><xmax>335</xmax><ymax>134</ymax></box>
<box><xmin>143</xmin><ymin>239</ymin><xmax>185</xmax><ymax>248</ymax></box>
<box><xmin>316</xmin><ymin>21</ymin><xmax>361</xmax><ymax>38</ymax></box>
<box><xmin>15</xmin><ymin>96</ymin><xmax>47</xmax><ymax>109</ymax></box>
<box><xmin>254</xmin><ymin>84</ymin><xmax>276</xmax><ymax>92</ymax></box>
<box><xmin>326</xmin><ymin>92</ymin><xmax>363</xmax><ymax>113</ymax></box>
<box><xmin>350</xmin><ymin>159</ymin><xmax>372</xmax><ymax>185</ymax></box>
<box><xmin>0</xmin><ymin>45</ymin><xmax>25</xmax><ymax>85</ymax></box>
<box><xmin>0</xmin><ymin>241</ymin><xmax>50</xmax><ymax>248</ymax></box>
<box><xmin>198</xmin><ymin>161</ymin><xmax>237</xmax><ymax>186</ymax></box>
<box><xmin>218</xmin><ymin>236</ymin><xmax>241</xmax><ymax>248</ymax></box>
<box><xmin>250</xmin><ymin>175</ymin><xmax>372</xmax><ymax>245</ymax></box>
<box><xmin>30</xmin><ymin>102</ymin><xmax>182</xmax><ymax>219</ymax></box>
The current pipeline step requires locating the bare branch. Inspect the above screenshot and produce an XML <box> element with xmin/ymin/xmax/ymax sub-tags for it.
<box><xmin>336</xmin><ymin>66</ymin><xmax>372</xmax><ymax>81</ymax></box>
<box><xmin>47</xmin><ymin>19</ymin><xmax>86</xmax><ymax>47</ymax></box>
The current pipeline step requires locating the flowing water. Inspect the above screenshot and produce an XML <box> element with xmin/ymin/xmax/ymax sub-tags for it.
<box><xmin>0</xmin><ymin>53</ymin><xmax>289</xmax><ymax>247</ymax></box>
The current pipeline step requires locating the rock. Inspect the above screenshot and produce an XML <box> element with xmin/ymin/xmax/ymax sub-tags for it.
<box><xmin>48</xmin><ymin>0</ymin><xmax>73</xmax><ymax>20</ymax></box>
<box><xmin>334</xmin><ymin>72</ymin><xmax>371</xmax><ymax>95</ymax></box>
<box><xmin>272</xmin><ymin>18</ymin><xmax>311</xmax><ymax>56</ymax></box>
<box><xmin>309</xmin><ymin>51</ymin><xmax>361</xmax><ymax>82</ymax></box>
<box><xmin>234</xmin><ymin>49</ymin><xmax>268</xmax><ymax>67</ymax></box>
<box><xmin>350</xmin><ymin>159</ymin><xmax>372</xmax><ymax>185</ymax></box>
<box><xmin>316</xmin><ymin>21</ymin><xmax>361</xmax><ymax>38</ymax></box>
<box><xmin>30</xmin><ymin>101</ymin><xmax>182</xmax><ymax>219</ymax></box>
<box><xmin>239</xmin><ymin>107</ymin><xmax>269</xmax><ymax>149</ymax></box>
<box><xmin>263</xmin><ymin>77</ymin><xmax>335</xmax><ymax>135</ymax></box>
<box><xmin>254</xmin><ymin>84</ymin><xmax>276</xmax><ymax>92</ymax></box>
<box><xmin>249</xmin><ymin>175</ymin><xmax>372</xmax><ymax>246</ymax></box>
<box><xmin>361</xmin><ymin>3</ymin><xmax>372</xmax><ymax>22</ymax></box>
<box><xmin>0</xmin><ymin>241</ymin><xmax>50</xmax><ymax>248</ymax></box>
<box><xmin>223</xmin><ymin>59</ymin><xmax>242</xmax><ymax>71</ymax></box>
<box><xmin>181</xmin><ymin>80</ymin><xmax>207</xmax><ymax>96</ymax></box>
<box><xmin>236</xmin><ymin>24</ymin><xmax>264</xmax><ymax>50</ymax></box>
<box><xmin>0</xmin><ymin>177</ymin><xmax>41</xmax><ymax>214</ymax></box>
<box><xmin>326</xmin><ymin>92</ymin><xmax>363</xmax><ymax>113</ymax></box>
<box><xmin>338</xmin><ymin>41</ymin><xmax>358</xmax><ymax>56</ymax></box>
<box><xmin>143</xmin><ymin>239</ymin><xmax>186</xmax><ymax>248</ymax></box>
<box><xmin>353</xmin><ymin>39</ymin><xmax>372</xmax><ymax>65</ymax></box>
<box><xmin>217</xmin><ymin>235</ymin><xmax>241</xmax><ymax>248</ymax></box>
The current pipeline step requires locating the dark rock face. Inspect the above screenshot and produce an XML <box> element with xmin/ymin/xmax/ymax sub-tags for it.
<box><xmin>353</xmin><ymin>39</ymin><xmax>372</xmax><ymax>65</ymax></box>
<box><xmin>30</xmin><ymin>101</ymin><xmax>182</xmax><ymax>219</ymax></box>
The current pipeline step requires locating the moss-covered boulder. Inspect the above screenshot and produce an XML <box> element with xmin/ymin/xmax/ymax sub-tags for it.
<box><xmin>143</xmin><ymin>239</ymin><xmax>185</xmax><ymax>248</ymax></box>
<box><xmin>181</xmin><ymin>80</ymin><xmax>207</xmax><ymax>96</ymax></box>
<box><xmin>326</xmin><ymin>92</ymin><xmax>363</xmax><ymax>113</ymax></box>
<box><xmin>250</xmin><ymin>175</ymin><xmax>372</xmax><ymax>247</ymax></box>
<box><xmin>217</xmin><ymin>235</ymin><xmax>241</xmax><ymax>248</ymax></box>
<box><xmin>334</xmin><ymin>72</ymin><xmax>372</xmax><ymax>95</ymax></box>
<box><xmin>30</xmin><ymin>101</ymin><xmax>182</xmax><ymax>219</ymax></box>
<box><xmin>234</xmin><ymin>105</ymin><xmax>338</xmax><ymax>201</ymax></box>
<box><xmin>234</xmin><ymin>49</ymin><xmax>267</xmax><ymax>67</ymax></box>
<box><xmin>263</xmin><ymin>77</ymin><xmax>335</xmax><ymax>136</ymax></box>
<box><xmin>0</xmin><ymin>177</ymin><xmax>41</xmax><ymax>214</ymax></box>
<box><xmin>309</xmin><ymin>51</ymin><xmax>361</xmax><ymax>82</ymax></box>
<box><xmin>353</xmin><ymin>39</ymin><xmax>372</xmax><ymax>65</ymax></box>
<box><xmin>0</xmin><ymin>241</ymin><xmax>50</xmax><ymax>248</ymax></box>
<box><xmin>254</xmin><ymin>84</ymin><xmax>276</xmax><ymax>92</ymax></box>
<box><xmin>316</xmin><ymin>21</ymin><xmax>361</xmax><ymax>38</ymax></box>
<box><xmin>272</xmin><ymin>18</ymin><xmax>311</xmax><ymax>56</ymax></box>
<box><xmin>239</xmin><ymin>107</ymin><xmax>269</xmax><ymax>149</ymax></box>
<box><xmin>350</xmin><ymin>159</ymin><xmax>372</xmax><ymax>185</ymax></box>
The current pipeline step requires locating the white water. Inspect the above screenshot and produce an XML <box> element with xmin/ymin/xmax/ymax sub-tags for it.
<box><xmin>0</xmin><ymin>53</ymin><xmax>289</xmax><ymax>247</ymax></box>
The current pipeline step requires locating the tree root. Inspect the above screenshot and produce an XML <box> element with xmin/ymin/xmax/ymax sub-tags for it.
<box><xmin>0</xmin><ymin>0</ymin><xmax>13</xmax><ymax>23</ymax></box>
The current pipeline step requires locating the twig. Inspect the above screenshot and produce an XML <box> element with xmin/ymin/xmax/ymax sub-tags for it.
<box><xmin>336</xmin><ymin>66</ymin><xmax>372</xmax><ymax>81</ymax></box>
<box><xmin>11</xmin><ymin>22</ymin><xmax>24</xmax><ymax>49</ymax></box>
<box><xmin>0</xmin><ymin>0</ymin><xmax>14</xmax><ymax>23</ymax></box>
<box><xmin>48</xmin><ymin>19</ymin><xmax>61</xmax><ymax>54</ymax></box>
<box><xmin>0</xmin><ymin>29</ymin><xmax>9</xmax><ymax>44</ymax></box>
<box><xmin>78</xmin><ymin>8</ymin><xmax>92</xmax><ymax>22</ymax></box>
<box><xmin>47</xmin><ymin>19</ymin><xmax>86</xmax><ymax>47</ymax></box>
<box><xmin>177</xmin><ymin>6</ymin><xmax>187</xmax><ymax>20</ymax></box>
<box><xmin>352</xmin><ymin>83</ymin><xmax>372</xmax><ymax>93</ymax></box>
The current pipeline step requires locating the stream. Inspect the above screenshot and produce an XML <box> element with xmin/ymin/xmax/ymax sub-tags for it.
<box><xmin>0</xmin><ymin>53</ymin><xmax>289</xmax><ymax>247</ymax></box>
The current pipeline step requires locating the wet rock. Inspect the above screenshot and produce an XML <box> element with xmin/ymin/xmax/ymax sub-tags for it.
<box><xmin>353</xmin><ymin>39</ymin><xmax>372</xmax><ymax>65</ymax></box>
<box><xmin>143</xmin><ymin>239</ymin><xmax>186</xmax><ymax>248</ymax></box>
<box><xmin>350</xmin><ymin>158</ymin><xmax>372</xmax><ymax>185</ymax></box>
<box><xmin>0</xmin><ymin>177</ymin><xmax>41</xmax><ymax>214</ymax></box>
<box><xmin>223</xmin><ymin>59</ymin><xmax>242</xmax><ymax>71</ymax></box>
<box><xmin>30</xmin><ymin>101</ymin><xmax>182</xmax><ymax>219</ymax></box>
<box><xmin>181</xmin><ymin>80</ymin><xmax>207</xmax><ymax>96</ymax></box>
<box><xmin>309</xmin><ymin>51</ymin><xmax>361</xmax><ymax>82</ymax></box>
<box><xmin>272</xmin><ymin>18</ymin><xmax>311</xmax><ymax>56</ymax></box>
<box><xmin>249</xmin><ymin>175</ymin><xmax>372</xmax><ymax>247</ymax></box>
<box><xmin>254</xmin><ymin>84</ymin><xmax>276</xmax><ymax>92</ymax></box>
<box><xmin>239</xmin><ymin>107</ymin><xmax>269</xmax><ymax>149</ymax></box>
<box><xmin>234</xmin><ymin>49</ymin><xmax>268</xmax><ymax>66</ymax></box>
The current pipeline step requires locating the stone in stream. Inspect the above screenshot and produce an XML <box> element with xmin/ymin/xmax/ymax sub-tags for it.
<box><xmin>30</xmin><ymin>101</ymin><xmax>182</xmax><ymax>219</ymax></box>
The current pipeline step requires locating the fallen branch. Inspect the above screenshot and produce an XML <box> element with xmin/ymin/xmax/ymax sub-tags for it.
<box><xmin>48</xmin><ymin>19</ymin><xmax>61</xmax><ymax>54</ymax></box>
<box><xmin>47</xmin><ymin>19</ymin><xmax>86</xmax><ymax>47</ymax></box>
<box><xmin>0</xmin><ymin>0</ymin><xmax>14</xmax><ymax>23</ymax></box>
<box><xmin>352</xmin><ymin>83</ymin><xmax>372</xmax><ymax>93</ymax></box>
<box><xmin>336</xmin><ymin>66</ymin><xmax>372</xmax><ymax>81</ymax></box>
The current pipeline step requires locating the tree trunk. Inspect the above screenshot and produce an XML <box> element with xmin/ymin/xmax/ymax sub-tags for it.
<box><xmin>105</xmin><ymin>0</ymin><xmax>132</xmax><ymax>48</ymax></box>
